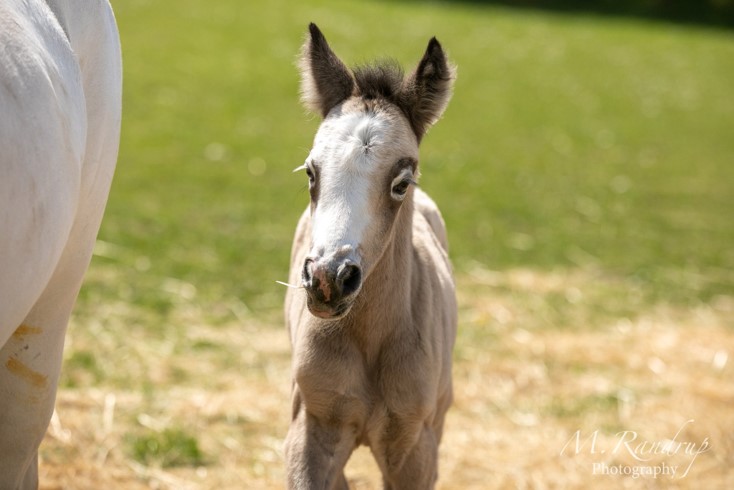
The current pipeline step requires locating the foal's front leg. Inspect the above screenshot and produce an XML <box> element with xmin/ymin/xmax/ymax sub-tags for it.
<box><xmin>375</xmin><ymin>417</ymin><xmax>439</xmax><ymax>490</ymax></box>
<box><xmin>285</xmin><ymin>393</ymin><xmax>356</xmax><ymax>490</ymax></box>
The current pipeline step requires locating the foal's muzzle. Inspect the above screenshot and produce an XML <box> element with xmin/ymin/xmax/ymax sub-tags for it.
<box><xmin>302</xmin><ymin>253</ymin><xmax>362</xmax><ymax>320</ymax></box>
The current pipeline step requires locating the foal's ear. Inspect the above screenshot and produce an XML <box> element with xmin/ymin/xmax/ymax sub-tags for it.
<box><xmin>401</xmin><ymin>37</ymin><xmax>456</xmax><ymax>141</ymax></box>
<box><xmin>299</xmin><ymin>23</ymin><xmax>355</xmax><ymax>117</ymax></box>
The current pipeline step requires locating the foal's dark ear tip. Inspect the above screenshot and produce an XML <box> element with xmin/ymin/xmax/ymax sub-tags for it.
<box><xmin>308</xmin><ymin>23</ymin><xmax>322</xmax><ymax>38</ymax></box>
<box><xmin>427</xmin><ymin>36</ymin><xmax>442</xmax><ymax>52</ymax></box>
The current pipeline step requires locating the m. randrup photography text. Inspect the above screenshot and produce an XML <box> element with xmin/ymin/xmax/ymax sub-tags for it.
<box><xmin>592</xmin><ymin>461</ymin><xmax>678</xmax><ymax>479</ymax></box>
<box><xmin>560</xmin><ymin>419</ymin><xmax>711</xmax><ymax>479</ymax></box>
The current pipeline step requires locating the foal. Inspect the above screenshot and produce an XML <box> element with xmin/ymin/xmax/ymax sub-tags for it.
<box><xmin>285</xmin><ymin>24</ymin><xmax>457</xmax><ymax>489</ymax></box>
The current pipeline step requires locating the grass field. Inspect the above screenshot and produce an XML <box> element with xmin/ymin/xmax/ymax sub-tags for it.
<box><xmin>40</xmin><ymin>0</ymin><xmax>733</xmax><ymax>488</ymax></box>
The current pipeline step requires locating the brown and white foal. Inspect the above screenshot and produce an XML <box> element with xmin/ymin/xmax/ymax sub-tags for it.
<box><xmin>285</xmin><ymin>23</ymin><xmax>457</xmax><ymax>489</ymax></box>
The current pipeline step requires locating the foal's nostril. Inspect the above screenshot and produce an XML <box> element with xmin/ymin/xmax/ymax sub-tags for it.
<box><xmin>338</xmin><ymin>263</ymin><xmax>362</xmax><ymax>297</ymax></box>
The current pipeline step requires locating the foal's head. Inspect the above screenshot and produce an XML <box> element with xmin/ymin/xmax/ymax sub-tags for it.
<box><xmin>296</xmin><ymin>23</ymin><xmax>455</xmax><ymax>320</ymax></box>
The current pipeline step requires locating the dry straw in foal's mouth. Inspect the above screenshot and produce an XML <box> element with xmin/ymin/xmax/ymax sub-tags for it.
<box><xmin>275</xmin><ymin>280</ymin><xmax>303</xmax><ymax>289</ymax></box>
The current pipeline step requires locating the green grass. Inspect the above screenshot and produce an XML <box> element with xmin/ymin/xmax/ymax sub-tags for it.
<box><xmin>128</xmin><ymin>427</ymin><xmax>205</xmax><ymax>468</ymax></box>
<box><xmin>82</xmin><ymin>0</ymin><xmax>734</xmax><ymax>330</ymax></box>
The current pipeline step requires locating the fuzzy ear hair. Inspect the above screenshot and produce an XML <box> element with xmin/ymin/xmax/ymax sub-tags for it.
<box><xmin>298</xmin><ymin>23</ymin><xmax>355</xmax><ymax>117</ymax></box>
<box><xmin>400</xmin><ymin>37</ymin><xmax>456</xmax><ymax>142</ymax></box>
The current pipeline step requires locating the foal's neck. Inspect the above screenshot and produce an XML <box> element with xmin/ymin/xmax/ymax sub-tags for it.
<box><xmin>347</xmin><ymin>196</ymin><xmax>414</xmax><ymax>352</ymax></box>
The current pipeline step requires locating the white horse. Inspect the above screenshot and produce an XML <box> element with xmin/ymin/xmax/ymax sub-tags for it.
<box><xmin>0</xmin><ymin>1</ymin><xmax>121</xmax><ymax>487</ymax></box>
<box><xmin>285</xmin><ymin>24</ymin><xmax>457</xmax><ymax>489</ymax></box>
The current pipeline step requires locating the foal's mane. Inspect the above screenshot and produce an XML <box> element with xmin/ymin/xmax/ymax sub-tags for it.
<box><xmin>351</xmin><ymin>56</ymin><xmax>452</xmax><ymax>141</ymax></box>
<box><xmin>352</xmin><ymin>60</ymin><xmax>405</xmax><ymax>102</ymax></box>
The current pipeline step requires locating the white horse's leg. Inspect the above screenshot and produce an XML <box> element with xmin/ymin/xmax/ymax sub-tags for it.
<box><xmin>0</xmin><ymin>318</ymin><xmax>71</xmax><ymax>488</ymax></box>
<box><xmin>0</xmin><ymin>212</ymin><xmax>106</xmax><ymax>484</ymax></box>
<box><xmin>0</xmin><ymin>144</ymin><xmax>117</xmax><ymax>488</ymax></box>
<box><xmin>0</xmin><ymin>170</ymin><xmax>117</xmax><ymax>489</ymax></box>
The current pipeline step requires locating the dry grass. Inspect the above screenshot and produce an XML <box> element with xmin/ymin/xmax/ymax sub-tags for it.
<box><xmin>40</xmin><ymin>268</ymin><xmax>733</xmax><ymax>489</ymax></box>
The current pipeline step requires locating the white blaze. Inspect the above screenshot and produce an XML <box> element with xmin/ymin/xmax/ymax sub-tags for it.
<box><xmin>310</xmin><ymin>112</ymin><xmax>387</xmax><ymax>255</ymax></box>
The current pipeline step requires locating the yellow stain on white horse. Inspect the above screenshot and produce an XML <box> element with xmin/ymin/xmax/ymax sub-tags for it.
<box><xmin>6</xmin><ymin>324</ymin><xmax>48</xmax><ymax>389</ymax></box>
<box><xmin>5</xmin><ymin>357</ymin><xmax>48</xmax><ymax>389</ymax></box>
<box><xmin>12</xmin><ymin>324</ymin><xmax>43</xmax><ymax>338</ymax></box>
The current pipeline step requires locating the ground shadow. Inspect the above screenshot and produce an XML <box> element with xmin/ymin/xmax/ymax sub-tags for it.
<box><xmin>424</xmin><ymin>0</ymin><xmax>734</xmax><ymax>29</ymax></box>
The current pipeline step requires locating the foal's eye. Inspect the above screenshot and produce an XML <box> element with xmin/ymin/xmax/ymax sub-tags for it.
<box><xmin>294</xmin><ymin>161</ymin><xmax>316</xmax><ymax>185</ymax></box>
<box><xmin>390</xmin><ymin>162</ymin><xmax>417</xmax><ymax>201</ymax></box>
<box><xmin>391</xmin><ymin>179</ymin><xmax>413</xmax><ymax>201</ymax></box>
<box><xmin>393</xmin><ymin>180</ymin><xmax>410</xmax><ymax>195</ymax></box>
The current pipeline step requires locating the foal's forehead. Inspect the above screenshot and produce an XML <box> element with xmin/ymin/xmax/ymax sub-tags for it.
<box><xmin>311</xmin><ymin>99</ymin><xmax>418</xmax><ymax>169</ymax></box>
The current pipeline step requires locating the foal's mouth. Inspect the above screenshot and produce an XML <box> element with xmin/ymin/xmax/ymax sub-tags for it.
<box><xmin>305</xmin><ymin>296</ymin><xmax>354</xmax><ymax>321</ymax></box>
